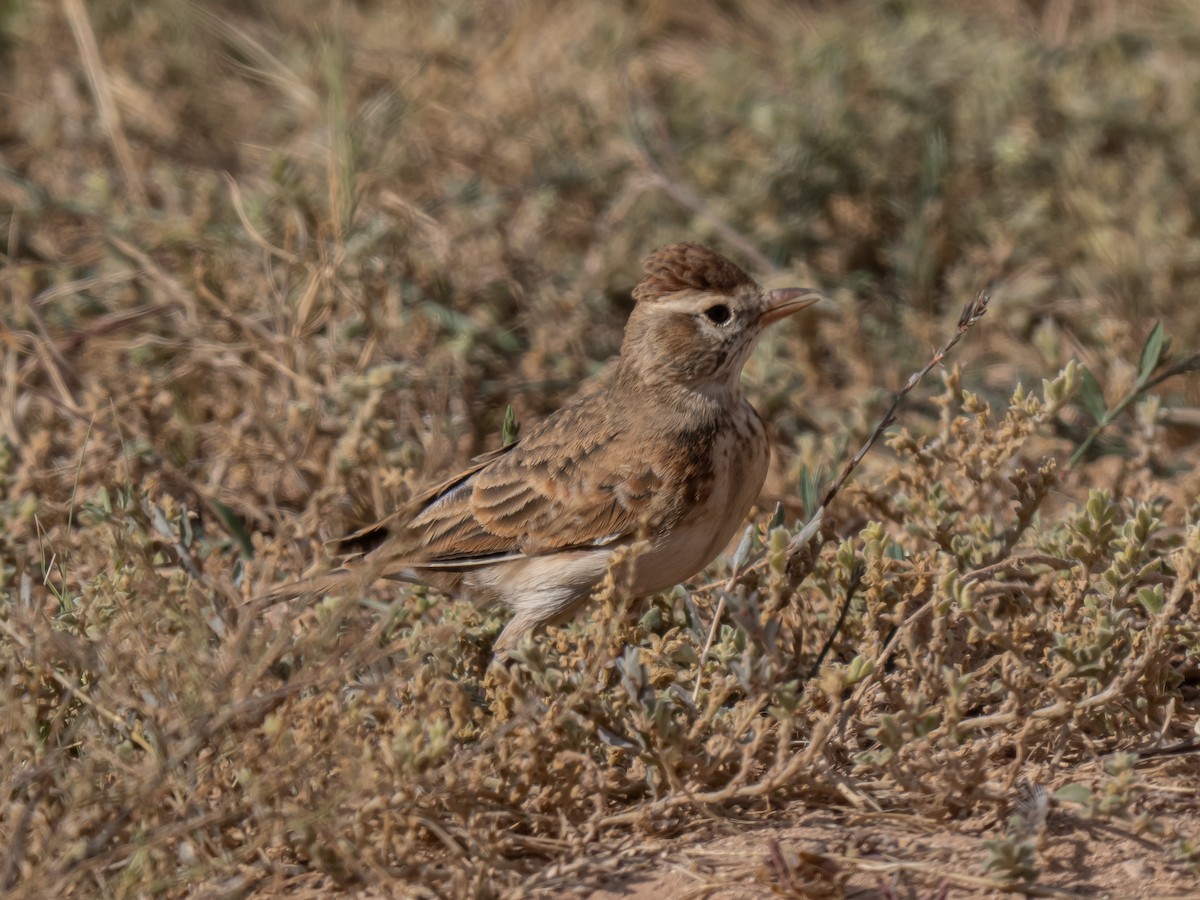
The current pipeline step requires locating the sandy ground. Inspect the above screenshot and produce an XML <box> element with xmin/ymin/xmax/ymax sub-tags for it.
<box><xmin>516</xmin><ymin>798</ymin><xmax>1200</xmax><ymax>899</ymax></box>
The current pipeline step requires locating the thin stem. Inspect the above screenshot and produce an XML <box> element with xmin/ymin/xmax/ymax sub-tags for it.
<box><xmin>1068</xmin><ymin>351</ymin><xmax>1200</xmax><ymax>469</ymax></box>
<box><xmin>789</xmin><ymin>290</ymin><xmax>991</xmax><ymax>554</ymax></box>
<box><xmin>692</xmin><ymin>559</ymin><xmax>746</xmax><ymax>700</ymax></box>
<box><xmin>1067</xmin><ymin>386</ymin><xmax>1143</xmax><ymax>469</ymax></box>
<box><xmin>807</xmin><ymin>562</ymin><xmax>864</xmax><ymax>680</ymax></box>
<box><xmin>692</xmin><ymin>291</ymin><xmax>990</xmax><ymax>693</ymax></box>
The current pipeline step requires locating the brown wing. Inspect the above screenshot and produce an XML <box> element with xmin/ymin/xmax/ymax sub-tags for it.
<box><xmin>342</xmin><ymin>445</ymin><xmax>509</xmax><ymax>544</ymax></box>
<box><xmin>372</xmin><ymin>393</ymin><xmax>684</xmax><ymax>570</ymax></box>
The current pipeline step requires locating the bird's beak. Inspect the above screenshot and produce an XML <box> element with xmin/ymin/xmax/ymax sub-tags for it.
<box><xmin>760</xmin><ymin>287</ymin><xmax>824</xmax><ymax>326</ymax></box>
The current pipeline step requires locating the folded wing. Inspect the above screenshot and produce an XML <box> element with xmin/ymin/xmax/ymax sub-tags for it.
<box><xmin>377</xmin><ymin>396</ymin><xmax>675</xmax><ymax>571</ymax></box>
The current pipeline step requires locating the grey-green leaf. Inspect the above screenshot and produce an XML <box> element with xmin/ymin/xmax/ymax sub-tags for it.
<box><xmin>730</xmin><ymin>523</ymin><xmax>755</xmax><ymax>572</ymax></box>
<box><xmin>799</xmin><ymin>465</ymin><xmax>823</xmax><ymax>516</ymax></box>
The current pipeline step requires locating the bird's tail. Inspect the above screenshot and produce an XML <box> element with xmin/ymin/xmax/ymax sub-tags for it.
<box><xmin>249</xmin><ymin>566</ymin><xmax>378</xmax><ymax>611</ymax></box>
<box><xmin>248</xmin><ymin>542</ymin><xmax>440</xmax><ymax>611</ymax></box>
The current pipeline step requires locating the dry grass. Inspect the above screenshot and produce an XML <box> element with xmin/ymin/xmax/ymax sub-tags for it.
<box><xmin>2</xmin><ymin>1</ymin><xmax>1199</xmax><ymax>896</ymax></box>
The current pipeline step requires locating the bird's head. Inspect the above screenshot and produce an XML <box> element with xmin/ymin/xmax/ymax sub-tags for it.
<box><xmin>617</xmin><ymin>242</ymin><xmax>823</xmax><ymax>393</ymax></box>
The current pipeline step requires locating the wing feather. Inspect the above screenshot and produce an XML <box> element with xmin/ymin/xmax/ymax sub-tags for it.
<box><xmin>362</xmin><ymin>391</ymin><xmax>703</xmax><ymax>572</ymax></box>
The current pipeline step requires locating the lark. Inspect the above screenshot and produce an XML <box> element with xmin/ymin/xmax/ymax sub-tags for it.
<box><xmin>267</xmin><ymin>242</ymin><xmax>822</xmax><ymax>658</ymax></box>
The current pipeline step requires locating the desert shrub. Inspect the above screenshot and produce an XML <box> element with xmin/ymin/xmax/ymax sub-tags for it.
<box><xmin>2</xmin><ymin>0</ymin><xmax>1198</xmax><ymax>895</ymax></box>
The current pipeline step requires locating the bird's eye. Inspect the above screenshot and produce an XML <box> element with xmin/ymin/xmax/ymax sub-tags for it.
<box><xmin>704</xmin><ymin>304</ymin><xmax>732</xmax><ymax>325</ymax></box>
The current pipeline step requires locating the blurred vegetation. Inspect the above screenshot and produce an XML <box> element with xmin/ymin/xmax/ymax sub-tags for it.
<box><xmin>2</xmin><ymin>0</ymin><xmax>1199</xmax><ymax>895</ymax></box>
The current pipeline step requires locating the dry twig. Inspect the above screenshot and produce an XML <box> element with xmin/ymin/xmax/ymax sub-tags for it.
<box><xmin>694</xmin><ymin>292</ymin><xmax>990</xmax><ymax>684</ymax></box>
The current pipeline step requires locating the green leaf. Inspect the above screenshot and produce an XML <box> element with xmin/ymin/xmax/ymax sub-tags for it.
<box><xmin>1136</xmin><ymin>585</ymin><xmax>1164</xmax><ymax>615</ymax></box>
<box><xmin>1137</xmin><ymin>322</ymin><xmax>1166</xmax><ymax>384</ymax></box>
<box><xmin>210</xmin><ymin>498</ymin><xmax>253</xmax><ymax>557</ymax></box>
<box><xmin>768</xmin><ymin>501</ymin><xmax>786</xmax><ymax>531</ymax></box>
<box><xmin>501</xmin><ymin>404</ymin><xmax>520</xmax><ymax>446</ymax></box>
<box><xmin>1078</xmin><ymin>367</ymin><xmax>1107</xmax><ymax>422</ymax></box>
<box><xmin>1054</xmin><ymin>783</ymin><xmax>1095</xmax><ymax>807</ymax></box>
<box><xmin>845</xmin><ymin>655</ymin><xmax>872</xmax><ymax>685</ymax></box>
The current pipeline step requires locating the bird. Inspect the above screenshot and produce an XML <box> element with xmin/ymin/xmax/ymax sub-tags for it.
<box><xmin>263</xmin><ymin>242</ymin><xmax>823</xmax><ymax>659</ymax></box>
